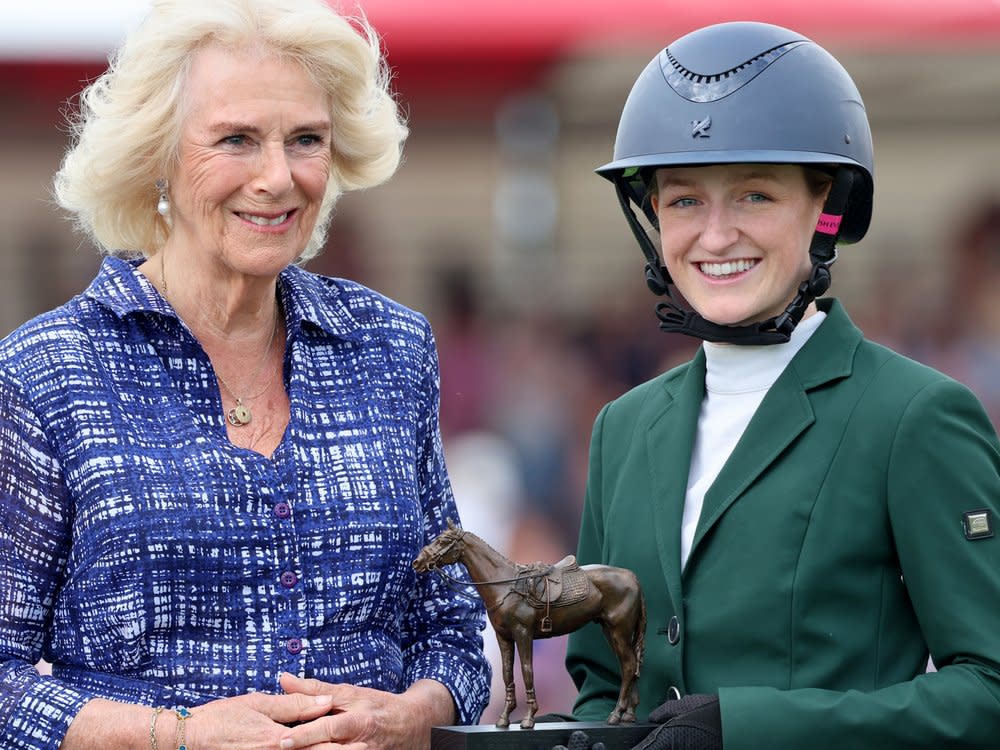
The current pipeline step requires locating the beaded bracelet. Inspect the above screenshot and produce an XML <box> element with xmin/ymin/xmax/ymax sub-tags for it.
<box><xmin>149</xmin><ymin>706</ymin><xmax>165</xmax><ymax>750</ymax></box>
<box><xmin>173</xmin><ymin>706</ymin><xmax>192</xmax><ymax>750</ymax></box>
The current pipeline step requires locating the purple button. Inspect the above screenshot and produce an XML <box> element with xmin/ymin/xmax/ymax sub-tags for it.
<box><xmin>286</xmin><ymin>637</ymin><xmax>303</xmax><ymax>655</ymax></box>
<box><xmin>273</xmin><ymin>502</ymin><xmax>291</xmax><ymax>519</ymax></box>
<box><xmin>280</xmin><ymin>571</ymin><xmax>298</xmax><ymax>589</ymax></box>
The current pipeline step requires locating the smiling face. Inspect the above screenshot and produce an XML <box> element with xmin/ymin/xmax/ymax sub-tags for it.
<box><xmin>650</xmin><ymin>163</ymin><xmax>829</xmax><ymax>328</ymax></box>
<box><xmin>164</xmin><ymin>44</ymin><xmax>332</xmax><ymax>280</ymax></box>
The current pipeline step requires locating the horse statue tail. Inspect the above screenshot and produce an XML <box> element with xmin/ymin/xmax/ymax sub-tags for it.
<box><xmin>633</xmin><ymin>589</ymin><xmax>646</xmax><ymax>677</ymax></box>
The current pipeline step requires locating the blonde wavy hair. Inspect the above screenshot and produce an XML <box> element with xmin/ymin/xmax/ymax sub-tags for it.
<box><xmin>54</xmin><ymin>0</ymin><xmax>408</xmax><ymax>261</ymax></box>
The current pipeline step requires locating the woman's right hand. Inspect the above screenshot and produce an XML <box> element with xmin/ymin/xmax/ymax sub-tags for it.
<box><xmin>176</xmin><ymin>691</ymin><xmax>335</xmax><ymax>750</ymax></box>
<box><xmin>61</xmin><ymin>692</ymin><xmax>334</xmax><ymax>750</ymax></box>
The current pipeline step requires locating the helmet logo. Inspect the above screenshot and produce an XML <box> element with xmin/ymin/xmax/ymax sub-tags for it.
<box><xmin>691</xmin><ymin>116</ymin><xmax>712</xmax><ymax>138</ymax></box>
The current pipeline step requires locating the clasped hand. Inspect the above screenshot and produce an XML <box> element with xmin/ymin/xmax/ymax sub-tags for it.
<box><xmin>181</xmin><ymin>673</ymin><xmax>447</xmax><ymax>750</ymax></box>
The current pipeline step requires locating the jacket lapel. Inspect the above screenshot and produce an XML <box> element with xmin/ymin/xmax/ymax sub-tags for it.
<box><xmin>688</xmin><ymin>300</ymin><xmax>862</xmax><ymax>564</ymax></box>
<box><xmin>648</xmin><ymin>348</ymin><xmax>706</xmax><ymax>612</ymax></box>
<box><xmin>689</xmin><ymin>377</ymin><xmax>814</xmax><ymax>560</ymax></box>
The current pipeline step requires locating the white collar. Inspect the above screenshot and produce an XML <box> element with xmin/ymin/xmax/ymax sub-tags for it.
<box><xmin>703</xmin><ymin>311</ymin><xmax>826</xmax><ymax>395</ymax></box>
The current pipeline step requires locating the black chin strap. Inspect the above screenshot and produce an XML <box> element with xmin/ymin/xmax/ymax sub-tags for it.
<box><xmin>615</xmin><ymin>167</ymin><xmax>854</xmax><ymax>346</ymax></box>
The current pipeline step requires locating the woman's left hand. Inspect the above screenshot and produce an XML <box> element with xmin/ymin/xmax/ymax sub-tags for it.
<box><xmin>277</xmin><ymin>672</ymin><xmax>456</xmax><ymax>750</ymax></box>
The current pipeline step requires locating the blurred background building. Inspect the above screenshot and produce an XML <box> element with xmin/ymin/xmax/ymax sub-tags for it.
<box><xmin>4</xmin><ymin>0</ymin><xmax>1000</xmax><ymax>720</ymax></box>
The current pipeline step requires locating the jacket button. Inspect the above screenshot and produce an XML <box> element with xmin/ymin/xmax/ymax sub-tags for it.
<box><xmin>667</xmin><ymin>616</ymin><xmax>681</xmax><ymax>644</ymax></box>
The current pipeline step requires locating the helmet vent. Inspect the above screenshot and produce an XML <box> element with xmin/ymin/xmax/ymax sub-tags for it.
<box><xmin>663</xmin><ymin>41</ymin><xmax>806</xmax><ymax>103</ymax></box>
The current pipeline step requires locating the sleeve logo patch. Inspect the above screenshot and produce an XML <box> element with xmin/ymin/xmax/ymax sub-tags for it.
<box><xmin>963</xmin><ymin>509</ymin><xmax>994</xmax><ymax>540</ymax></box>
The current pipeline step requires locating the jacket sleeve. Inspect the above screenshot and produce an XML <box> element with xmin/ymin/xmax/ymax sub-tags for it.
<box><xmin>565</xmin><ymin>403</ymin><xmax>624</xmax><ymax>721</ymax></box>
<box><xmin>398</xmin><ymin>323</ymin><xmax>491</xmax><ymax>725</ymax></box>
<box><xmin>0</xmin><ymin>371</ymin><xmax>94</xmax><ymax>750</ymax></box>
<box><xmin>720</xmin><ymin>377</ymin><xmax>1000</xmax><ymax>750</ymax></box>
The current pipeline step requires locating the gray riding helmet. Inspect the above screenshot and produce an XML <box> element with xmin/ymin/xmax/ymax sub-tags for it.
<box><xmin>599</xmin><ymin>21</ymin><xmax>874</xmax><ymax>245</ymax></box>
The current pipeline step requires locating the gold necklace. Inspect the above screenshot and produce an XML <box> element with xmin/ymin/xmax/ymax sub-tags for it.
<box><xmin>216</xmin><ymin>309</ymin><xmax>279</xmax><ymax>427</ymax></box>
<box><xmin>160</xmin><ymin>250</ymin><xmax>280</xmax><ymax>428</ymax></box>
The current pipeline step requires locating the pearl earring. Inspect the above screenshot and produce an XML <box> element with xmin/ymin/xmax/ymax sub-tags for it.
<box><xmin>155</xmin><ymin>179</ymin><xmax>170</xmax><ymax>217</ymax></box>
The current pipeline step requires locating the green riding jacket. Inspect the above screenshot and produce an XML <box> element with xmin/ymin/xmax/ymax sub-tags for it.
<box><xmin>566</xmin><ymin>298</ymin><xmax>1000</xmax><ymax>749</ymax></box>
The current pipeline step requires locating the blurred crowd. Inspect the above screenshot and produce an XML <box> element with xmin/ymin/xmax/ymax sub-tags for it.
<box><xmin>422</xmin><ymin>264</ymin><xmax>681</xmax><ymax>719</ymax></box>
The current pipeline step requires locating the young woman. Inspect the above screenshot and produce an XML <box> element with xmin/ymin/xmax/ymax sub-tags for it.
<box><xmin>565</xmin><ymin>21</ymin><xmax>1000</xmax><ymax>750</ymax></box>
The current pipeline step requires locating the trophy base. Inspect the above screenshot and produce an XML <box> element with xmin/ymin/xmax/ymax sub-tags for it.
<box><xmin>431</xmin><ymin>721</ymin><xmax>655</xmax><ymax>750</ymax></box>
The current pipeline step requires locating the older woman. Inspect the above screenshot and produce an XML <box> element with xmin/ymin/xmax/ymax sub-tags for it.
<box><xmin>0</xmin><ymin>1</ymin><xmax>490</xmax><ymax>749</ymax></box>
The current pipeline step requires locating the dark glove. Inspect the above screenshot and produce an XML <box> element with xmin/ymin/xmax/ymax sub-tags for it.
<box><xmin>534</xmin><ymin>712</ymin><xmax>576</xmax><ymax>723</ymax></box>
<box><xmin>551</xmin><ymin>729</ymin><xmax>606</xmax><ymax>750</ymax></box>
<box><xmin>631</xmin><ymin>694</ymin><xmax>722</xmax><ymax>750</ymax></box>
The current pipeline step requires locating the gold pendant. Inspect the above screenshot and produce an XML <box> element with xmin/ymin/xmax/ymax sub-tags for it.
<box><xmin>227</xmin><ymin>401</ymin><xmax>252</xmax><ymax>426</ymax></box>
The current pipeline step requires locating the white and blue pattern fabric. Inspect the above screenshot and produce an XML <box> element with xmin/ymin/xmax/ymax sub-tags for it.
<box><xmin>0</xmin><ymin>257</ymin><xmax>491</xmax><ymax>749</ymax></box>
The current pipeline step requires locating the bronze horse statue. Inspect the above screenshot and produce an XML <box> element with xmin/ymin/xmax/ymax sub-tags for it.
<box><xmin>413</xmin><ymin>520</ymin><xmax>646</xmax><ymax>729</ymax></box>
